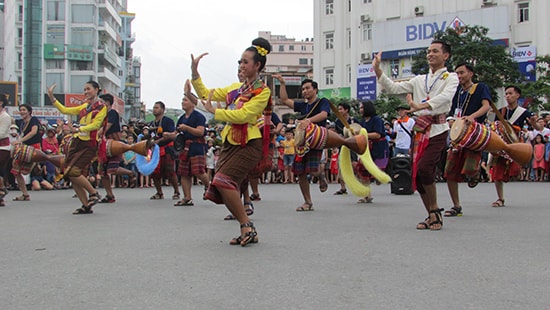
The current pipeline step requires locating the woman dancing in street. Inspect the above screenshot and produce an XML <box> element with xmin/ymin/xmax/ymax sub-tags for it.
<box><xmin>191</xmin><ymin>37</ymin><xmax>272</xmax><ymax>246</ymax></box>
<box><xmin>48</xmin><ymin>81</ymin><xmax>107</xmax><ymax>214</ymax></box>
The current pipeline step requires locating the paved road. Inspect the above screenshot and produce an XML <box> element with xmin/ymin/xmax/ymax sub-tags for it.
<box><xmin>1</xmin><ymin>181</ymin><xmax>549</xmax><ymax>309</ymax></box>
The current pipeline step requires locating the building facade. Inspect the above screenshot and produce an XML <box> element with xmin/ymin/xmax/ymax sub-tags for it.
<box><xmin>313</xmin><ymin>0</ymin><xmax>548</xmax><ymax>105</ymax></box>
<box><xmin>257</xmin><ymin>31</ymin><xmax>314</xmax><ymax>120</ymax></box>
<box><xmin>0</xmin><ymin>0</ymin><xmax>142</xmax><ymax>120</ymax></box>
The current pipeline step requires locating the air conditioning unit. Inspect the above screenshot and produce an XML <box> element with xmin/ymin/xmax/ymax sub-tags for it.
<box><xmin>414</xmin><ymin>5</ymin><xmax>424</xmax><ymax>15</ymax></box>
<box><xmin>360</xmin><ymin>14</ymin><xmax>371</xmax><ymax>22</ymax></box>
<box><xmin>361</xmin><ymin>53</ymin><xmax>371</xmax><ymax>61</ymax></box>
<box><xmin>483</xmin><ymin>0</ymin><xmax>494</xmax><ymax>4</ymax></box>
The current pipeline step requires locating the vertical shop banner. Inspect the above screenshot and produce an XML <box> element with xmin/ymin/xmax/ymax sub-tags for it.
<box><xmin>357</xmin><ymin>64</ymin><xmax>377</xmax><ymax>101</ymax></box>
<box><xmin>512</xmin><ymin>46</ymin><xmax>537</xmax><ymax>82</ymax></box>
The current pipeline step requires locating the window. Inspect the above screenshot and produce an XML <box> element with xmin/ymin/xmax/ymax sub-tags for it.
<box><xmin>299</xmin><ymin>58</ymin><xmax>308</xmax><ymax>65</ymax></box>
<box><xmin>518</xmin><ymin>2</ymin><xmax>529</xmax><ymax>23</ymax></box>
<box><xmin>17</xmin><ymin>28</ymin><xmax>23</xmax><ymax>45</ymax></box>
<box><xmin>301</xmin><ymin>45</ymin><xmax>307</xmax><ymax>51</ymax></box>
<box><xmin>70</xmin><ymin>61</ymin><xmax>93</xmax><ymax>71</ymax></box>
<box><xmin>325</xmin><ymin>68</ymin><xmax>334</xmax><ymax>85</ymax></box>
<box><xmin>362</xmin><ymin>23</ymin><xmax>372</xmax><ymax>41</ymax></box>
<box><xmin>47</xmin><ymin>0</ymin><xmax>65</xmax><ymax>21</ymax></box>
<box><xmin>363</xmin><ymin>0</ymin><xmax>372</xmax><ymax>3</ymax></box>
<box><xmin>310</xmin><ymin>58</ymin><xmax>314</xmax><ymax>65</ymax></box>
<box><xmin>46</xmin><ymin>60</ymin><xmax>65</xmax><ymax>69</ymax></box>
<box><xmin>346</xmin><ymin>65</ymin><xmax>352</xmax><ymax>84</ymax></box>
<box><xmin>71</xmin><ymin>27</ymin><xmax>94</xmax><ymax>46</ymax></box>
<box><xmin>389</xmin><ymin>59</ymin><xmax>399</xmax><ymax>79</ymax></box>
<box><xmin>279</xmin><ymin>45</ymin><xmax>285</xmax><ymax>52</ymax></box>
<box><xmin>348</xmin><ymin>0</ymin><xmax>351</xmax><ymax>12</ymax></box>
<box><xmin>46</xmin><ymin>24</ymin><xmax>65</xmax><ymax>44</ymax></box>
<box><xmin>289</xmin><ymin>45</ymin><xmax>294</xmax><ymax>51</ymax></box>
<box><xmin>17</xmin><ymin>52</ymin><xmax>23</xmax><ymax>70</ymax></box>
<box><xmin>46</xmin><ymin>73</ymin><xmax>64</xmax><ymax>91</ymax></box>
<box><xmin>325</xmin><ymin>32</ymin><xmax>334</xmax><ymax>49</ymax></box>
<box><xmin>325</xmin><ymin>0</ymin><xmax>334</xmax><ymax>15</ymax></box>
<box><xmin>347</xmin><ymin>28</ymin><xmax>351</xmax><ymax>48</ymax></box>
<box><xmin>71</xmin><ymin>4</ymin><xmax>94</xmax><ymax>23</ymax></box>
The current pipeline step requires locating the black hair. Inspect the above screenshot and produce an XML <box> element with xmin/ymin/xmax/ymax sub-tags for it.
<box><xmin>338</xmin><ymin>102</ymin><xmax>350</xmax><ymax>112</ymax></box>
<box><xmin>455</xmin><ymin>62</ymin><xmax>474</xmax><ymax>73</ymax></box>
<box><xmin>99</xmin><ymin>93</ymin><xmax>114</xmax><ymax>105</ymax></box>
<box><xmin>431</xmin><ymin>40</ymin><xmax>451</xmax><ymax>56</ymax></box>
<box><xmin>86</xmin><ymin>80</ymin><xmax>101</xmax><ymax>92</ymax></box>
<box><xmin>245</xmin><ymin>37</ymin><xmax>272</xmax><ymax>72</ymax></box>
<box><xmin>19</xmin><ymin>103</ymin><xmax>33</xmax><ymax>114</ymax></box>
<box><xmin>301</xmin><ymin>79</ymin><xmax>319</xmax><ymax>91</ymax></box>
<box><xmin>0</xmin><ymin>93</ymin><xmax>8</xmax><ymax>108</ymax></box>
<box><xmin>505</xmin><ymin>85</ymin><xmax>522</xmax><ymax>96</ymax></box>
<box><xmin>154</xmin><ymin>101</ymin><xmax>166</xmax><ymax>110</ymax></box>
<box><xmin>360</xmin><ymin>100</ymin><xmax>377</xmax><ymax>117</ymax></box>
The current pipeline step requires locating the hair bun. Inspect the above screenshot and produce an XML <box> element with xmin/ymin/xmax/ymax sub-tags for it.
<box><xmin>252</xmin><ymin>37</ymin><xmax>272</xmax><ymax>55</ymax></box>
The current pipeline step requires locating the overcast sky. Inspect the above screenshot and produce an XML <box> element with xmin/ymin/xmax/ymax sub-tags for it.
<box><xmin>128</xmin><ymin>1</ymin><xmax>314</xmax><ymax>110</ymax></box>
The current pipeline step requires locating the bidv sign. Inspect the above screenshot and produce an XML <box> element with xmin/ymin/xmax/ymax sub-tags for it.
<box><xmin>406</xmin><ymin>16</ymin><xmax>464</xmax><ymax>42</ymax></box>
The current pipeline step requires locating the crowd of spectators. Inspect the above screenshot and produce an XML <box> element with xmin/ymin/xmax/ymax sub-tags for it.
<box><xmin>5</xmin><ymin>111</ymin><xmax>550</xmax><ymax>194</ymax></box>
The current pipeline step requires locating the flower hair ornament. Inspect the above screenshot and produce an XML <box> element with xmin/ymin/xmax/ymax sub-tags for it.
<box><xmin>254</xmin><ymin>45</ymin><xmax>269</xmax><ymax>57</ymax></box>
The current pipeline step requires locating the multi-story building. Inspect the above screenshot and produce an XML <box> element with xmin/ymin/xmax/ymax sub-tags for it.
<box><xmin>259</xmin><ymin>31</ymin><xmax>314</xmax><ymax>120</ymax></box>
<box><xmin>313</xmin><ymin>0</ymin><xmax>548</xmax><ymax>105</ymax></box>
<box><xmin>120</xmin><ymin>10</ymin><xmax>142</xmax><ymax>119</ymax></box>
<box><xmin>0</xmin><ymin>0</ymin><xmax>142</xmax><ymax>120</ymax></box>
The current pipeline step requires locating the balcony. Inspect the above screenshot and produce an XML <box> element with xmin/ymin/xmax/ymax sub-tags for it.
<box><xmin>98</xmin><ymin>66</ymin><xmax>121</xmax><ymax>86</ymax></box>
<box><xmin>99</xmin><ymin>44</ymin><xmax>121</xmax><ymax>67</ymax></box>
<box><xmin>98</xmin><ymin>0</ymin><xmax>122</xmax><ymax>26</ymax></box>
<box><xmin>98</xmin><ymin>20</ymin><xmax>117</xmax><ymax>41</ymax></box>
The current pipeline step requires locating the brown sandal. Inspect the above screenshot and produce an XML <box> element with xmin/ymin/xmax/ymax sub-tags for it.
<box><xmin>150</xmin><ymin>192</ymin><xmax>164</xmax><ymax>200</ymax></box>
<box><xmin>444</xmin><ymin>206</ymin><xmax>463</xmax><ymax>217</ymax></box>
<box><xmin>73</xmin><ymin>205</ymin><xmax>93</xmax><ymax>215</ymax></box>
<box><xmin>13</xmin><ymin>194</ymin><xmax>30</xmax><ymax>201</ymax></box>
<box><xmin>229</xmin><ymin>222</ymin><xmax>258</xmax><ymax>246</ymax></box>
<box><xmin>491</xmin><ymin>199</ymin><xmax>505</xmax><ymax>208</ymax></box>
<box><xmin>296</xmin><ymin>202</ymin><xmax>314</xmax><ymax>212</ymax></box>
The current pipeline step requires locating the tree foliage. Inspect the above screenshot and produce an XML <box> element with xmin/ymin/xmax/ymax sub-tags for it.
<box><xmin>411</xmin><ymin>25</ymin><xmax>522</xmax><ymax>102</ymax></box>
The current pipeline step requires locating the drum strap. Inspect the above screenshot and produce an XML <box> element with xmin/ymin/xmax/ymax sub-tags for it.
<box><xmin>398</xmin><ymin>121</ymin><xmax>412</xmax><ymax>138</ymax></box>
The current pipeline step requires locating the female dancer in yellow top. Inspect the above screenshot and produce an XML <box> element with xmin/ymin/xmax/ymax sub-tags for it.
<box><xmin>191</xmin><ymin>37</ymin><xmax>271</xmax><ymax>246</ymax></box>
<box><xmin>48</xmin><ymin>81</ymin><xmax>107</xmax><ymax>214</ymax></box>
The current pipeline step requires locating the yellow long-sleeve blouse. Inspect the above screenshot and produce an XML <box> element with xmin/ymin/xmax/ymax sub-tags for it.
<box><xmin>53</xmin><ymin>100</ymin><xmax>107</xmax><ymax>141</ymax></box>
<box><xmin>191</xmin><ymin>77</ymin><xmax>270</xmax><ymax>145</ymax></box>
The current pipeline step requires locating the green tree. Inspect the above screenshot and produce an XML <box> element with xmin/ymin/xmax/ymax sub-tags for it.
<box><xmin>411</xmin><ymin>25</ymin><xmax>521</xmax><ymax>102</ymax></box>
<box><xmin>373</xmin><ymin>93</ymin><xmax>404</xmax><ymax>121</ymax></box>
<box><xmin>520</xmin><ymin>55</ymin><xmax>550</xmax><ymax>111</ymax></box>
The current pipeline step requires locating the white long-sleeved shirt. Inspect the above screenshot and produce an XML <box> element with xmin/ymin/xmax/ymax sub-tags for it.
<box><xmin>378</xmin><ymin>67</ymin><xmax>459</xmax><ymax>138</ymax></box>
<box><xmin>0</xmin><ymin>110</ymin><xmax>13</xmax><ymax>151</ymax></box>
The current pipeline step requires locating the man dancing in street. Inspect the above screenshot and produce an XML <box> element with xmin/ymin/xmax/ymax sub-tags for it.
<box><xmin>274</xmin><ymin>74</ymin><xmax>330</xmax><ymax>212</ymax></box>
<box><xmin>148</xmin><ymin>101</ymin><xmax>181</xmax><ymax>201</ymax></box>
<box><xmin>98</xmin><ymin>94</ymin><xmax>137</xmax><ymax>203</ymax></box>
<box><xmin>443</xmin><ymin>63</ymin><xmax>491</xmax><ymax>217</ymax></box>
<box><xmin>373</xmin><ymin>40</ymin><xmax>459</xmax><ymax>230</ymax></box>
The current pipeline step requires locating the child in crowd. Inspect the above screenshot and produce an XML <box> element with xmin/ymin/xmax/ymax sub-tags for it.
<box><xmin>123</xmin><ymin>135</ymin><xmax>137</xmax><ymax>188</ymax></box>
<box><xmin>30</xmin><ymin>163</ymin><xmax>54</xmax><ymax>191</ymax></box>
<box><xmin>330</xmin><ymin>147</ymin><xmax>339</xmax><ymax>183</ymax></box>
<box><xmin>205</xmin><ymin>138</ymin><xmax>216</xmax><ymax>181</ymax></box>
<box><xmin>532</xmin><ymin>134</ymin><xmax>546</xmax><ymax>181</ymax></box>
<box><xmin>280</xmin><ymin>130</ymin><xmax>295</xmax><ymax>184</ymax></box>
